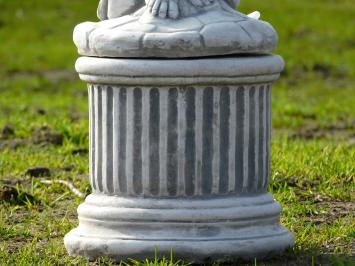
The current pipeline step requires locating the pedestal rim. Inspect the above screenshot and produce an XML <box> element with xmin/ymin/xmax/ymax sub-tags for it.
<box><xmin>75</xmin><ymin>54</ymin><xmax>284</xmax><ymax>85</ymax></box>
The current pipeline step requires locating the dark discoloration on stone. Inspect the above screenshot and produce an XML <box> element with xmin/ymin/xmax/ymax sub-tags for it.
<box><xmin>167</xmin><ymin>88</ymin><xmax>178</xmax><ymax>196</ymax></box>
<box><xmin>133</xmin><ymin>88</ymin><xmax>143</xmax><ymax>195</ymax></box>
<box><xmin>265</xmin><ymin>85</ymin><xmax>271</xmax><ymax>190</ymax></box>
<box><xmin>219</xmin><ymin>87</ymin><xmax>230</xmax><ymax>194</ymax></box>
<box><xmin>258</xmin><ymin>86</ymin><xmax>265</xmax><ymax>191</ymax></box>
<box><xmin>185</xmin><ymin>88</ymin><xmax>196</xmax><ymax>196</ymax></box>
<box><xmin>90</xmin><ymin>85</ymin><xmax>96</xmax><ymax>189</ymax></box>
<box><xmin>248</xmin><ymin>87</ymin><xmax>256</xmax><ymax>191</ymax></box>
<box><xmin>96</xmin><ymin>88</ymin><xmax>104</xmax><ymax>192</ymax></box>
<box><xmin>119</xmin><ymin>88</ymin><xmax>127</xmax><ymax>193</ymax></box>
<box><xmin>149</xmin><ymin>88</ymin><xmax>160</xmax><ymax>195</ymax></box>
<box><xmin>202</xmin><ymin>87</ymin><xmax>213</xmax><ymax>195</ymax></box>
<box><xmin>106</xmin><ymin>87</ymin><xmax>114</xmax><ymax>194</ymax></box>
<box><xmin>235</xmin><ymin>87</ymin><xmax>244</xmax><ymax>192</ymax></box>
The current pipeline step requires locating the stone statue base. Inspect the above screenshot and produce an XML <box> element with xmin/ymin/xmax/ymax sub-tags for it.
<box><xmin>74</xmin><ymin>4</ymin><xmax>277</xmax><ymax>58</ymax></box>
<box><xmin>65</xmin><ymin>193</ymin><xmax>293</xmax><ymax>262</ymax></box>
<box><xmin>64</xmin><ymin>55</ymin><xmax>293</xmax><ymax>262</ymax></box>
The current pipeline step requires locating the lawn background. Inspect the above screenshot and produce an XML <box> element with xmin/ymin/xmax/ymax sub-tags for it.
<box><xmin>0</xmin><ymin>0</ymin><xmax>354</xmax><ymax>265</ymax></box>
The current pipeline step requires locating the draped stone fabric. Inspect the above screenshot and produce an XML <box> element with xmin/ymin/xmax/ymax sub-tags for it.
<box><xmin>98</xmin><ymin>0</ymin><xmax>241</xmax><ymax>20</ymax></box>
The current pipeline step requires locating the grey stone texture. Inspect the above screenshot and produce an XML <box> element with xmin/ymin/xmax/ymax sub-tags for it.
<box><xmin>98</xmin><ymin>0</ymin><xmax>241</xmax><ymax>20</ymax></box>
<box><xmin>87</xmin><ymin>84</ymin><xmax>271</xmax><ymax>196</ymax></box>
<box><xmin>64</xmin><ymin>56</ymin><xmax>294</xmax><ymax>261</ymax></box>
<box><xmin>65</xmin><ymin>193</ymin><xmax>293</xmax><ymax>261</ymax></box>
<box><xmin>66</xmin><ymin>0</ymin><xmax>293</xmax><ymax>261</ymax></box>
<box><xmin>97</xmin><ymin>0</ymin><xmax>145</xmax><ymax>20</ymax></box>
<box><xmin>74</xmin><ymin>1</ymin><xmax>278</xmax><ymax>58</ymax></box>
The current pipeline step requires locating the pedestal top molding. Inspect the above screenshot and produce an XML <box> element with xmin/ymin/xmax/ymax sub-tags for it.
<box><xmin>75</xmin><ymin>55</ymin><xmax>284</xmax><ymax>85</ymax></box>
<box><xmin>73</xmin><ymin>0</ymin><xmax>278</xmax><ymax>58</ymax></box>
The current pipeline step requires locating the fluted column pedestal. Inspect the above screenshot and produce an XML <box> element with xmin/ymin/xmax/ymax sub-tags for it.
<box><xmin>64</xmin><ymin>55</ymin><xmax>293</xmax><ymax>262</ymax></box>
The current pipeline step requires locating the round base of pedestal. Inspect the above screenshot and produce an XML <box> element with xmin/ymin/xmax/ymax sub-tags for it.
<box><xmin>64</xmin><ymin>193</ymin><xmax>293</xmax><ymax>262</ymax></box>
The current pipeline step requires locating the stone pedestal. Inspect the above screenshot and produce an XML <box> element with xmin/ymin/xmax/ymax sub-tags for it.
<box><xmin>64</xmin><ymin>55</ymin><xmax>293</xmax><ymax>261</ymax></box>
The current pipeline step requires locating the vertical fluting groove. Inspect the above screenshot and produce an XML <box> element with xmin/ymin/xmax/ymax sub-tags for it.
<box><xmin>262</xmin><ymin>86</ymin><xmax>268</xmax><ymax>189</ymax></box>
<box><xmin>167</xmin><ymin>88</ymin><xmax>178</xmax><ymax>196</ymax></box>
<box><xmin>254</xmin><ymin>87</ymin><xmax>260</xmax><ymax>192</ymax></box>
<box><xmin>133</xmin><ymin>88</ymin><xmax>143</xmax><ymax>195</ymax></box>
<box><xmin>248</xmin><ymin>87</ymin><xmax>256</xmax><ymax>192</ymax></box>
<box><xmin>228</xmin><ymin>88</ymin><xmax>236</xmax><ymax>193</ymax></box>
<box><xmin>195</xmin><ymin>88</ymin><xmax>203</xmax><ymax>195</ymax></box>
<box><xmin>242</xmin><ymin>86</ymin><xmax>250</xmax><ymax>192</ymax></box>
<box><xmin>202</xmin><ymin>87</ymin><xmax>213</xmax><ymax>195</ymax></box>
<box><xmin>94</xmin><ymin>86</ymin><xmax>103</xmax><ymax>192</ymax></box>
<box><xmin>89</xmin><ymin>85</ymin><xmax>96</xmax><ymax>190</ymax></box>
<box><xmin>126</xmin><ymin>88</ymin><xmax>134</xmax><ymax>195</ymax></box>
<box><xmin>159</xmin><ymin>89</ymin><xmax>169</xmax><ymax>196</ymax></box>
<box><xmin>177</xmin><ymin>88</ymin><xmax>187</xmax><ymax>195</ymax></box>
<box><xmin>118</xmin><ymin>88</ymin><xmax>127</xmax><ymax>193</ymax></box>
<box><xmin>112</xmin><ymin>88</ymin><xmax>120</xmax><ymax>193</ymax></box>
<box><xmin>185</xmin><ymin>88</ymin><xmax>196</xmax><ymax>196</ymax></box>
<box><xmin>257</xmin><ymin>86</ymin><xmax>265</xmax><ymax>191</ymax></box>
<box><xmin>102</xmin><ymin>87</ymin><xmax>108</xmax><ymax>193</ymax></box>
<box><xmin>142</xmin><ymin>88</ymin><xmax>150</xmax><ymax>195</ymax></box>
<box><xmin>235</xmin><ymin>87</ymin><xmax>244</xmax><ymax>192</ymax></box>
<box><xmin>219</xmin><ymin>87</ymin><xmax>230</xmax><ymax>194</ymax></box>
<box><xmin>105</xmin><ymin>87</ymin><xmax>114</xmax><ymax>194</ymax></box>
<box><xmin>212</xmin><ymin>87</ymin><xmax>221</xmax><ymax>194</ymax></box>
<box><xmin>149</xmin><ymin>88</ymin><xmax>160</xmax><ymax>196</ymax></box>
<box><xmin>265</xmin><ymin>85</ymin><xmax>272</xmax><ymax>189</ymax></box>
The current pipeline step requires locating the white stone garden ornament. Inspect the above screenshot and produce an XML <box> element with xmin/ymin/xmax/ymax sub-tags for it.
<box><xmin>65</xmin><ymin>0</ymin><xmax>294</xmax><ymax>262</ymax></box>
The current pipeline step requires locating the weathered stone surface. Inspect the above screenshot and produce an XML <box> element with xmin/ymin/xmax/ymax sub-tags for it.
<box><xmin>64</xmin><ymin>56</ymin><xmax>294</xmax><ymax>261</ymax></box>
<box><xmin>98</xmin><ymin>0</ymin><xmax>242</xmax><ymax>21</ymax></box>
<box><xmin>83</xmin><ymin>84</ymin><xmax>272</xmax><ymax>196</ymax></box>
<box><xmin>89</xmin><ymin>30</ymin><xmax>144</xmax><ymax>57</ymax></box>
<box><xmin>67</xmin><ymin>0</ymin><xmax>293</xmax><ymax>261</ymax></box>
<box><xmin>74</xmin><ymin>55</ymin><xmax>285</xmax><ymax>85</ymax></box>
<box><xmin>143</xmin><ymin>32</ymin><xmax>203</xmax><ymax>56</ymax></box>
<box><xmin>73</xmin><ymin>1</ymin><xmax>278</xmax><ymax>58</ymax></box>
<box><xmin>97</xmin><ymin>0</ymin><xmax>145</xmax><ymax>20</ymax></box>
<box><xmin>65</xmin><ymin>193</ymin><xmax>293</xmax><ymax>261</ymax></box>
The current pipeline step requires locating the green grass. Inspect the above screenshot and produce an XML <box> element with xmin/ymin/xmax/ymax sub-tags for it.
<box><xmin>0</xmin><ymin>0</ymin><xmax>354</xmax><ymax>265</ymax></box>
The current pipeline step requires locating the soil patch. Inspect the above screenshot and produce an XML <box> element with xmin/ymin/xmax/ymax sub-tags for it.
<box><xmin>304</xmin><ymin>200</ymin><xmax>355</xmax><ymax>225</ymax></box>
<box><xmin>25</xmin><ymin>167</ymin><xmax>51</xmax><ymax>177</ymax></box>
<box><xmin>32</xmin><ymin>126</ymin><xmax>63</xmax><ymax>145</ymax></box>
<box><xmin>1</xmin><ymin>124</ymin><xmax>15</xmax><ymax>139</ymax></box>
<box><xmin>289</xmin><ymin>120</ymin><xmax>355</xmax><ymax>141</ymax></box>
<box><xmin>0</xmin><ymin>185</ymin><xmax>38</xmax><ymax>205</ymax></box>
<box><xmin>0</xmin><ymin>126</ymin><xmax>64</xmax><ymax>150</ymax></box>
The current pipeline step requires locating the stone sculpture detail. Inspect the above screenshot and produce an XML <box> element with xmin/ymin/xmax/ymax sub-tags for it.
<box><xmin>74</xmin><ymin>0</ymin><xmax>277</xmax><ymax>58</ymax></box>
<box><xmin>98</xmin><ymin>0</ymin><xmax>240</xmax><ymax>20</ymax></box>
